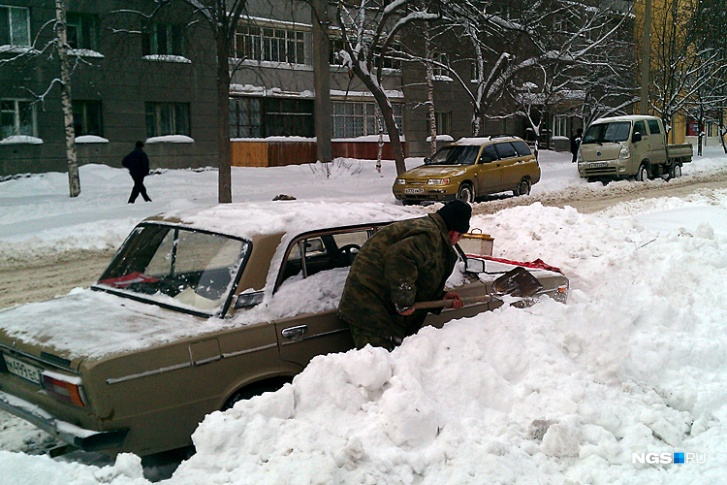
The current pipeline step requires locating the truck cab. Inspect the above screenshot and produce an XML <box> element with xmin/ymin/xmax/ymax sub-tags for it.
<box><xmin>577</xmin><ymin>115</ymin><xmax>692</xmax><ymax>181</ymax></box>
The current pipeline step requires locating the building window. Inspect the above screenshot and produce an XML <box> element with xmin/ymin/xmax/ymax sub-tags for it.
<box><xmin>432</xmin><ymin>54</ymin><xmax>448</xmax><ymax>78</ymax></box>
<box><xmin>229</xmin><ymin>97</ymin><xmax>314</xmax><ymax>138</ymax></box>
<box><xmin>552</xmin><ymin>116</ymin><xmax>568</xmax><ymax>138</ymax></box>
<box><xmin>0</xmin><ymin>5</ymin><xmax>30</xmax><ymax>46</ymax></box>
<box><xmin>430</xmin><ymin>111</ymin><xmax>452</xmax><ymax>135</ymax></box>
<box><xmin>332</xmin><ymin>102</ymin><xmax>403</xmax><ymax>139</ymax></box>
<box><xmin>1</xmin><ymin>99</ymin><xmax>35</xmax><ymax>138</ymax></box>
<box><xmin>142</xmin><ymin>23</ymin><xmax>185</xmax><ymax>56</ymax></box>
<box><xmin>67</xmin><ymin>12</ymin><xmax>98</xmax><ymax>51</ymax></box>
<box><xmin>229</xmin><ymin>97</ymin><xmax>262</xmax><ymax>138</ymax></box>
<box><xmin>145</xmin><ymin>102</ymin><xmax>190</xmax><ymax>137</ymax></box>
<box><xmin>263</xmin><ymin>98</ymin><xmax>314</xmax><ymax>137</ymax></box>
<box><xmin>233</xmin><ymin>25</ymin><xmax>310</xmax><ymax>65</ymax></box>
<box><xmin>72</xmin><ymin>100</ymin><xmax>103</xmax><ymax>136</ymax></box>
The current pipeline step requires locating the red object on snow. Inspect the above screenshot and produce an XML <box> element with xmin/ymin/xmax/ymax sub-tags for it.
<box><xmin>466</xmin><ymin>255</ymin><xmax>563</xmax><ymax>274</ymax></box>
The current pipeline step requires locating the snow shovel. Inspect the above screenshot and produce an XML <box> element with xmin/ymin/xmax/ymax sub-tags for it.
<box><xmin>412</xmin><ymin>266</ymin><xmax>543</xmax><ymax>310</ymax></box>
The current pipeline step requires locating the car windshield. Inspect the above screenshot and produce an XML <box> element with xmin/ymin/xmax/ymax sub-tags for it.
<box><xmin>425</xmin><ymin>146</ymin><xmax>480</xmax><ymax>166</ymax></box>
<box><xmin>582</xmin><ymin>122</ymin><xmax>631</xmax><ymax>144</ymax></box>
<box><xmin>95</xmin><ymin>223</ymin><xmax>249</xmax><ymax>315</ymax></box>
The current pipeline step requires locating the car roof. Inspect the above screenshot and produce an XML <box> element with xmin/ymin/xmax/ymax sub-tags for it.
<box><xmin>592</xmin><ymin>115</ymin><xmax>658</xmax><ymax>124</ymax></box>
<box><xmin>448</xmin><ymin>135</ymin><xmax>524</xmax><ymax>146</ymax></box>
<box><xmin>144</xmin><ymin>201</ymin><xmax>422</xmax><ymax>240</ymax></box>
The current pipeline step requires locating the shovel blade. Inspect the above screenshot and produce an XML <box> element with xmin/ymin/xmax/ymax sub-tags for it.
<box><xmin>492</xmin><ymin>267</ymin><xmax>543</xmax><ymax>297</ymax></box>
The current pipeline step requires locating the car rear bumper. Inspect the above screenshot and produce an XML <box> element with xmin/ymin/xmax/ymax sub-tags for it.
<box><xmin>0</xmin><ymin>390</ymin><xmax>128</xmax><ymax>452</ymax></box>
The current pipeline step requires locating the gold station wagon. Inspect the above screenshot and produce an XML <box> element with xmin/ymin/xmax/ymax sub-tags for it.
<box><xmin>0</xmin><ymin>202</ymin><xmax>567</xmax><ymax>457</ymax></box>
<box><xmin>393</xmin><ymin>136</ymin><xmax>541</xmax><ymax>204</ymax></box>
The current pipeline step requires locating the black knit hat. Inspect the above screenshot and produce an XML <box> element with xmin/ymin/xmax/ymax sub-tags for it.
<box><xmin>437</xmin><ymin>200</ymin><xmax>471</xmax><ymax>233</ymax></box>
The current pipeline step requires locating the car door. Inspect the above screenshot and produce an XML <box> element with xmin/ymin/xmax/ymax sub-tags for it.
<box><xmin>647</xmin><ymin>119</ymin><xmax>667</xmax><ymax>163</ymax></box>
<box><xmin>474</xmin><ymin>144</ymin><xmax>503</xmax><ymax>195</ymax></box>
<box><xmin>273</xmin><ymin>226</ymin><xmax>376</xmax><ymax>368</ymax></box>
<box><xmin>494</xmin><ymin>142</ymin><xmax>521</xmax><ymax>189</ymax></box>
<box><xmin>632</xmin><ymin>120</ymin><xmax>648</xmax><ymax>166</ymax></box>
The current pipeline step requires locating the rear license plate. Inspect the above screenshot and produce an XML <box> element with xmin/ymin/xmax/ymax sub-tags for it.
<box><xmin>590</xmin><ymin>162</ymin><xmax>608</xmax><ymax>168</ymax></box>
<box><xmin>404</xmin><ymin>188</ymin><xmax>424</xmax><ymax>194</ymax></box>
<box><xmin>3</xmin><ymin>354</ymin><xmax>43</xmax><ymax>385</ymax></box>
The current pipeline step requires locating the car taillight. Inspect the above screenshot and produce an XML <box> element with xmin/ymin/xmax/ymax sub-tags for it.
<box><xmin>43</xmin><ymin>372</ymin><xmax>87</xmax><ymax>407</ymax></box>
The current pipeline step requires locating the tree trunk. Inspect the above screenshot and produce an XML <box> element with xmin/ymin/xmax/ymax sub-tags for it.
<box><xmin>425</xmin><ymin>34</ymin><xmax>437</xmax><ymax>157</ymax></box>
<box><xmin>217</xmin><ymin>35</ymin><xmax>232</xmax><ymax>204</ymax></box>
<box><xmin>55</xmin><ymin>0</ymin><xmax>80</xmax><ymax>198</ymax></box>
<box><xmin>351</xmin><ymin>63</ymin><xmax>406</xmax><ymax>174</ymax></box>
<box><xmin>311</xmin><ymin>0</ymin><xmax>332</xmax><ymax>164</ymax></box>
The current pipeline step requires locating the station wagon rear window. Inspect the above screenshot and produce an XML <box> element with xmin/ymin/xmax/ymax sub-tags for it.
<box><xmin>95</xmin><ymin>224</ymin><xmax>249</xmax><ymax>315</ymax></box>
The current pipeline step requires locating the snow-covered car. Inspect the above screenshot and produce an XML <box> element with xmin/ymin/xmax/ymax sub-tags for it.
<box><xmin>0</xmin><ymin>202</ymin><xmax>568</xmax><ymax>457</ymax></box>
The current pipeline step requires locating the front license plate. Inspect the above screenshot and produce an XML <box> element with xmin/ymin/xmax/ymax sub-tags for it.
<box><xmin>591</xmin><ymin>162</ymin><xmax>608</xmax><ymax>168</ymax></box>
<box><xmin>404</xmin><ymin>188</ymin><xmax>424</xmax><ymax>194</ymax></box>
<box><xmin>3</xmin><ymin>354</ymin><xmax>43</xmax><ymax>385</ymax></box>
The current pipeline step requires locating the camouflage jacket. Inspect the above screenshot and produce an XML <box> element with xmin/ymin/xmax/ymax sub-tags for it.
<box><xmin>338</xmin><ymin>213</ymin><xmax>458</xmax><ymax>341</ymax></box>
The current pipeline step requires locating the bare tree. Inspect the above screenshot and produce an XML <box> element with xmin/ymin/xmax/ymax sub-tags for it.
<box><xmin>55</xmin><ymin>0</ymin><xmax>80</xmax><ymax>197</ymax></box>
<box><xmin>324</xmin><ymin>0</ymin><xmax>440</xmax><ymax>175</ymax></box>
<box><xmin>398</xmin><ymin>1</ymin><xmax>632</xmax><ymax>139</ymax></box>
<box><xmin>0</xmin><ymin>1</ymin><xmax>83</xmax><ymax>197</ymax></box>
<box><xmin>171</xmin><ymin>0</ymin><xmax>249</xmax><ymax>204</ymax></box>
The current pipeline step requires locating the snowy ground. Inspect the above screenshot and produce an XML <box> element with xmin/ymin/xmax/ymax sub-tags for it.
<box><xmin>1</xmin><ymin>149</ymin><xmax>727</xmax><ymax>484</ymax></box>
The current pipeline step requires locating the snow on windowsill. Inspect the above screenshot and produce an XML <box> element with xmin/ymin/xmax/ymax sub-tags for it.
<box><xmin>142</xmin><ymin>54</ymin><xmax>192</xmax><ymax>64</ymax></box>
<box><xmin>432</xmin><ymin>75</ymin><xmax>453</xmax><ymax>82</ymax></box>
<box><xmin>69</xmin><ymin>49</ymin><xmax>104</xmax><ymax>58</ymax></box>
<box><xmin>145</xmin><ymin>135</ymin><xmax>194</xmax><ymax>144</ymax></box>
<box><xmin>75</xmin><ymin>135</ymin><xmax>109</xmax><ymax>144</ymax></box>
<box><xmin>0</xmin><ymin>135</ymin><xmax>43</xmax><ymax>145</ymax></box>
<box><xmin>0</xmin><ymin>45</ymin><xmax>34</xmax><ymax>54</ymax></box>
<box><xmin>332</xmin><ymin>135</ymin><xmax>406</xmax><ymax>143</ymax></box>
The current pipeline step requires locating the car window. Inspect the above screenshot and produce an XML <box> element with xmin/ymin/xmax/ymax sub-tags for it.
<box><xmin>647</xmin><ymin>119</ymin><xmax>661</xmax><ymax>135</ymax></box>
<box><xmin>96</xmin><ymin>224</ymin><xmax>248</xmax><ymax>315</ymax></box>
<box><xmin>278</xmin><ymin>228</ymin><xmax>373</xmax><ymax>288</ymax></box>
<box><xmin>479</xmin><ymin>145</ymin><xmax>497</xmax><ymax>163</ymax></box>
<box><xmin>494</xmin><ymin>142</ymin><xmax>517</xmax><ymax>159</ymax></box>
<box><xmin>512</xmin><ymin>140</ymin><xmax>532</xmax><ymax>156</ymax></box>
<box><xmin>634</xmin><ymin>121</ymin><xmax>646</xmax><ymax>137</ymax></box>
<box><xmin>426</xmin><ymin>145</ymin><xmax>480</xmax><ymax>166</ymax></box>
<box><xmin>582</xmin><ymin>122</ymin><xmax>631</xmax><ymax>144</ymax></box>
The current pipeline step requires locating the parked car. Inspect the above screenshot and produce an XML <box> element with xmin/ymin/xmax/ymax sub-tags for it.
<box><xmin>0</xmin><ymin>202</ymin><xmax>568</xmax><ymax>457</ymax></box>
<box><xmin>393</xmin><ymin>136</ymin><xmax>541</xmax><ymax>204</ymax></box>
<box><xmin>577</xmin><ymin>115</ymin><xmax>693</xmax><ymax>182</ymax></box>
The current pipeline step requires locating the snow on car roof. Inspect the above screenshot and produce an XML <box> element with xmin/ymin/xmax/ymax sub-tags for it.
<box><xmin>592</xmin><ymin>114</ymin><xmax>658</xmax><ymax>124</ymax></box>
<box><xmin>150</xmin><ymin>201</ymin><xmax>423</xmax><ymax>240</ymax></box>
<box><xmin>450</xmin><ymin>136</ymin><xmax>521</xmax><ymax>146</ymax></box>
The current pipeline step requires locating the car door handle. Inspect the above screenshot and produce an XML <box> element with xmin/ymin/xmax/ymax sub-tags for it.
<box><xmin>281</xmin><ymin>325</ymin><xmax>308</xmax><ymax>340</ymax></box>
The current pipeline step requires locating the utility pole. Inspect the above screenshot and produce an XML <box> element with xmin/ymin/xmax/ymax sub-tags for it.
<box><xmin>640</xmin><ymin>0</ymin><xmax>651</xmax><ymax>114</ymax></box>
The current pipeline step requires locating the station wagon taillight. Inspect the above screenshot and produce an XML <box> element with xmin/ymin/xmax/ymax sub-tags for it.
<box><xmin>43</xmin><ymin>372</ymin><xmax>87</xmax><ymax>407</ymax></box>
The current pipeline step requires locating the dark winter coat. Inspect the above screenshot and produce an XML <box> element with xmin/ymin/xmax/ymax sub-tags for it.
<box><xmin>122</xmin><ymin>148</ymin><xmax>150</xmax><ymax>178</ymax></box>
<box><xmin>338</xmin><ymin>213</ymin><xmax>458</xmax><ymax>348</ymax></box>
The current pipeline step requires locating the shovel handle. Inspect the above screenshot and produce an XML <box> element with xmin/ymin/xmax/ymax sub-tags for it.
<box><xmin>412</xmin><ymin>295</ymin><xmax>493</xmax><ymax>310</ymax></box>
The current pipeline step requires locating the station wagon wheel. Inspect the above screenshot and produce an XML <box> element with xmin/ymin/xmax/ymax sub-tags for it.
<box><xmin>513</xmin><ymin>178</ymin><xmax>531</xmax><ymax>196</ymax></box>
<box><xmin>456</xmin><ymin>183</ymin><xmax>475</xmax><ymax>203</ymax></box>
<box><xmin>222</xmin><ymin>378</ymin><xmax>291</xmax><ymax>411</ymax></box>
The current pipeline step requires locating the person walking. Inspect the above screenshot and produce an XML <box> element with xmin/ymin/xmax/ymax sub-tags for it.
<box><xmin>570</xmin><ymin>128</ymin><xmax>583</xmax><ymax>163</ymax></box>
<box><xmin>122</xmin><ymin>141</ymin><xmax>152</xmax><ymax>203</ymax></box>
<box><xmin>338</xmin><ymin>200</ymin><xmax>471</xmax><ymax>351</ymax></box>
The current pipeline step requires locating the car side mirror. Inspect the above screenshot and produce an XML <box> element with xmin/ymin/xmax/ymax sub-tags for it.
<box><xmin>235</xmin><ymin>290</ymin><xmax>264</xmax><ymax>309</ymax></box>
<box><xmin>632</xmin><ymin>132</ymin><xmax>642</xmax><ymax>143</ymax></box>
<box><xmin>464</xmin><ymin>258</ymin><xmax>486</xmax><ymax>274</ymax></box>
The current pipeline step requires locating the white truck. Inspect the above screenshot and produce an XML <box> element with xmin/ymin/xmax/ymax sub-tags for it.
<box><xmin>577</xmin><ymin>115</ymin><xmax>693</xmax><ymax>182</ymax></box>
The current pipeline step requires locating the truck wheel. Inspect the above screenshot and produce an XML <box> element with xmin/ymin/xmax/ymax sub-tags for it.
<box><xmin>636</xmin><ymin>163</ymin><xmax>649</xmax><ymax>182</ymax></box>
<box><xmin>456</xmin><ymin>183</ymin><xmax>475</xmax><ymax>203</ymax></box>
<box><xmin>513</xmin><ymin>178</ymin><xmax>531</xmax><ymax>196</ymax></box>
<box><xmin>669</xmin><ymin>164</ymin><xmax>682</xmax><ymax>180</ymax></box>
